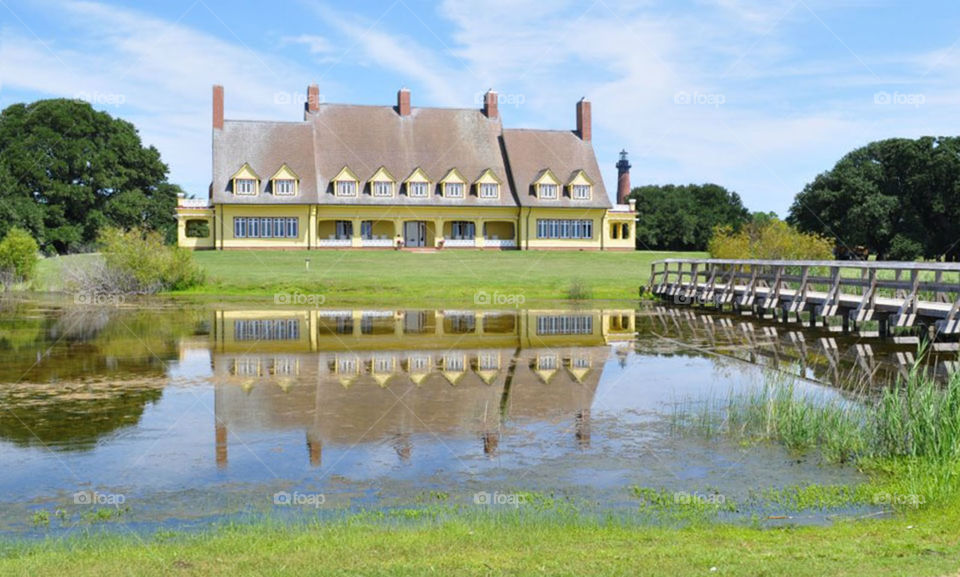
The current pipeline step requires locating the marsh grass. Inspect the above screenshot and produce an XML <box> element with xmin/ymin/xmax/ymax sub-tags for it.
<box><xmin>671</xmin><ymin>353</ymin><xmax>960</xmax><ymax>505</ymax></box>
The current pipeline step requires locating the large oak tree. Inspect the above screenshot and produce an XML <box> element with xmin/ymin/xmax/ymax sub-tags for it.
<box><xmin>787</xmin><ymin>137</ymin><xmax>960</xmax><ymax>261</ymax></box>
<box><xmin>0</xmin><ymin>99</ymin><xmax>182</xmax><ymax>253</ymax></box>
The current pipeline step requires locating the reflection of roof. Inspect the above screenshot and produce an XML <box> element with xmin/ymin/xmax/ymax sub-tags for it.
<box><xmin>213</xmin><ymin>347</ymin><xmax>607</xmax><ymax>444</ymax></box>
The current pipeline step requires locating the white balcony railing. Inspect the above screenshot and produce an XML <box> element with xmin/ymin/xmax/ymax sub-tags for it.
<box><xmin>178</xmin><ymin>197</ymin><xmax>210</xmax><ymax>208</ymax></box>
<box><xmin>485</xmin><ymin>238</ymin><xmax>517</xmax><ymax>248</ymax></box>
<box><xmin>317</xmin><ymin>238</ymin><xmax>351</xmax><ymax>247</ymax></box>
<box><xmin>361</xmin><ymin>238</ymin><xmax>393</xmax><ymax>247</ymax></box>
<box><xmin>444</xmin><ymin>238</ymin><xmax>476</xmax><ymax>248</ymax></box>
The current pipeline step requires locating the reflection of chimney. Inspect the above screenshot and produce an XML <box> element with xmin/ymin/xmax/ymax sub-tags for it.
<box><xmin>216</xmin><ymin>421</ymin><xmax>228</xmax><ymax>469</ymax></box>
<box><xmin>616</xmin><ymin>150</ymin><xmax>631</xmax><ymax>205</ymax></box>
<box><xmin>575</xmin><ymin>409</ymin><xmax>591</xmax><ymax>448</ymax></box>
<box><xmin>482</xmin><ymin>431</ymin><xmax>500</xmax><ymax>456</ymax></box>
<box><xmin>307</xmin><ymin>434</ymin><xmax>322</xmax><ymax>468</ymax></box>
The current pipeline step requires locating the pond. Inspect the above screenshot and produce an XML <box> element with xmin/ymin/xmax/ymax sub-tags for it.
<box><xmin>0</xmin><ymin>298</ymin><xmax>956</xmax><ymax>535</ymax></box>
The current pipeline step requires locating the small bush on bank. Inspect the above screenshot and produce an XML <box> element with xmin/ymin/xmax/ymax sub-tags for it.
<box><xmin>0</xmin><ymin>227</ymin><xmax>39</xmax><ymax>289</ymax></box>
<box><xmin>64</xmin><ymin>227</ymin><xmax>203</xmax><ymax>295</ymax></box>
<box><xmin>709</xmin><ymin>218</ymin><xmax>833</xmax><ymax>260</ymax></box>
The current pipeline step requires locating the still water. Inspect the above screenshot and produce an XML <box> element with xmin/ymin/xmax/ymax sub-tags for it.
<box><xmin>0</xmin><ymin>299</ymin><xmax>956</xmax><ymax>533</ymax></box>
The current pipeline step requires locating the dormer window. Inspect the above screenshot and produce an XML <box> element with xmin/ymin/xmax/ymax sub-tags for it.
<box><xmin>534</xmin><ymin>169</ymin><xmax>561</xmax><ymax>200</ymax></box>
<box><xmin>231</xmin><ymin>163</ymin><xmax>260</xmax><ymax>196</ymax></box>
<box><xmin>409</xmin><ymin>182</ymin><xmax>429</xmax><ymax>197</ymax></box>
<box><xmin>479</xmin><ymin>183</ymin><xmax>499</xmax><ymax>199</ymax></box>
<box><xmin>336</xmin><ymin>181</ymin><xmax>357</xmax><ymax>196</ymax></box>
<box><xmin>445</xmin><ymin>182</ymin><xmax>464</xmax><ymax>198</ymax></box>
<box><xmin>368</xmin><ymin>166</ymin><xmax>396</xmax><ymax>198</ymax></box>
<box><xmin>567</xmin><ymin>170</ymin><xmax>593</xmax><ymax>201</ymax></box>
<box><xmin>274</xmin><ymin>179</ymin><xmax>296</xmax><ymax>195</ymax></box>
<box><xmin>373</xmin><ymin>181</ymin><xmax>393</xmax><ymax>197</ymax></box>
<box><xmin>404</xmin><ymin>168</ymin><xmax>432</xmax><ymax>198</ymax></box>
<box><xmin>440</xmin><ymin>168</ymin><xmax>467</xmax><ymax>199</ymax></box>
<box><xmin>332</xmin><ymin>166</ymin><xmax>360</xmax><ymax>197</ymax></box>
<box><xmin>270</xmin><ymin>164</ymin><xmax>299</xmax><ymax>197</ymax></box>
<box><xmin>474</xmin><ymin>169</ymin><xmax>502</xmax><ymax>200</ymax></box>
<box><xmin>236</xmin><ymin>179</ymin><xmax>257</xmax><ymax>195</ymax></box>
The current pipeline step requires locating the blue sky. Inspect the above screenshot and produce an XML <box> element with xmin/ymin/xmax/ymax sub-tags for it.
<box><xmin>1</xmin><ymin>0</ymin><xmax>959</xmax><ymax>215</ymax></box>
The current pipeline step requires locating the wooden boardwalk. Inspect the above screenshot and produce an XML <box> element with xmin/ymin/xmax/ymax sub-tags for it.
<box><xmin>648</xmin><ymin>258</ymin><xmax>960</xmax><ymax>336</ymax></box>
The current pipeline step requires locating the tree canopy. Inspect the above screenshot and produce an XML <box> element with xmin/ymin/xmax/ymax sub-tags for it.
<box><xmin>787</xmin><ymin>137</ymin><xmax>960</xmax><ymax>261</ymax></box>
<box><xmin>630</xmin><ymin>183</ymin><xmax>750</xmax><ymax>251</ymax></box>
<box><xmin>0</xmin><ymin>99</ymin><xmax>182</xmax><ymax>253</ymax></box>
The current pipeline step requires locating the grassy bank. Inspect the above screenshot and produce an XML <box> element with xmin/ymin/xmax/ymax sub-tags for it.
<box><xmin>3</xmin><ymin>506</ymin><xmax>960</xmax><ymax>576</ymax></box>
<box><xmin>36</xmin><ymin>250</ymin><xmax>698</xmax><ymax>304</ymax></box>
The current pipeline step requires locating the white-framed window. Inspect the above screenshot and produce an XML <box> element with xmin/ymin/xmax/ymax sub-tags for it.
<box><xmin>274</xmin><ymin>179</ymin><xmax>296</xmax><ymax>196</ymax></box>
<box><xmin>571</xmin><ymin>184</ymin><xmax>591</xmax><ymax>200</ymax></box>
<box><xmin>335</xmin><ymin>220</ymin><xmax>353</xmax><ymax>240</ymax></box>
<box><xmin>408</xmin><ymin>181</ymin><xmax>430</xmax><ymax>197</ymax></box>
<box><xmin>479</xmin><ymin>183</ymin><xmax>499</xmax><ymax>199</ymax></box>
<box><xmin>234</xmin><ymin>217</ymin><xmax>299</xmax><ymax>239</ymax></box>
<box><xmin>336</xmin><ymin>180</ymin><xmax>357</xmax><ymax>196</ymax></box>
<box><xmin>538</xmin><ymin>183</ymin><xmax>558</xmax><ymax>199</ymax></box>
<box><xmin>536</xmin><ymin>219</ymin><xmax>593</xmax><ymax>240</ymax></box>
<box><xmin>444</xmin><ymin>182</ymin><xmax>464</xmax><ymax>198</ymax></box>
<box><xmin>372</xmin><ymin>181</ymin><xmax>393</xmax><ymax>197</ymax></box>
<box><xmin>235</xmin><ymin>178</ymin><xmax>257</xmax><ymax>195</ymax></box>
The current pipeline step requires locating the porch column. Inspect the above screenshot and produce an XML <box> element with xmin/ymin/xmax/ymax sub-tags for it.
<box><xmin>394</xmin><ymin>220</ymin><xmax>404</xmax><ymax>248</ymax></box>
<box><xmin>434</xmin><ymin>219</ymin><xmax>444</xmax><ymax>248</ymax></box>
<box><xmin>475</xmin><ymin>219</ymin><xmax>485</xmax><ymax>248</ymax></box>
<box><xmin>351</xmin><ymin>218</ymin><xmax>362</xmax><ymax>248</ymax></box>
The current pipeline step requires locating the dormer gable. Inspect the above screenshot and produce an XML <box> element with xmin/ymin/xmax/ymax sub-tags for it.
<box><xmin>533</xmin><ymin>169</ymin><xmax>561</xmax><ymax>200</ymax></box>
<box><xmin>440</xmin><ymin>168</ymin><xmax>467</xmax><ymax>198</ymax></box>
<box><xmin>474</xmin><ymin>168</ymin><xmax>501</xmax><ymax>200</ymax></box>
<box><xmin>231</xmin><ymin>163</ymin><xmax>260</xmax><ymax>195</ymax></box>
<box><xmin>270</xmin><ymin>164</ymin><xmax>299</xmax><ymax>196</ymax></box>
<box><xmin>404</xmin><ymin>167</ymin><xmax>433</xmax><ymax>198</ymax></box>
<box><xmin>331</xmin><ymin>166</ymin><xmax>360</xmax><ymax>197</ymax></box>
<box><xmin>566</xmin><ymin>169</ymin><xmax>593</xmax><ymax>200</ymax></box>
<box><xmin>368</xmin><ymin>166</ymin><xmax>397</xmax><ymax>198</ymax></box>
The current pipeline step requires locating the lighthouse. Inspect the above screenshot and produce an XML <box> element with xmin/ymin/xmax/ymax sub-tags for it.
<box><xmin>616</xmin><ymin>149</ymin><xmax>631</xmax><ymax>205</ymax></box>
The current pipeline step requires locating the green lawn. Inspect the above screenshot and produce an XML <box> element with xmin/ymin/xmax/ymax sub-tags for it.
<box><xmin>37</xmin><ymin>250</ymin><xmax>699</xmax><ymax>304</ymax></box>
<box><xmin>3</xmin><ymin>506</ymin><xmax>960</xmax><ymax>576</ymax></box>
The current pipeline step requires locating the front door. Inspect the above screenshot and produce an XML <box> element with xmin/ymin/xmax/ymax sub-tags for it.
<box><xmin>404</xmin><ymin>221</ymin><xmax>426</xmax><ymax>247</ymax></box>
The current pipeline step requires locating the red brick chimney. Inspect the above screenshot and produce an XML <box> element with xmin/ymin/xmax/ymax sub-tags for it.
<box><xmin>213</xmin><ymin>85</ymin><xmax>224</xmax><ymax>130</ymax></box>
<box><xmin>483</xmin><ymin>89</ymin><xmax>498</xmax><ymax>118</ymax></box>
<box><xmin>397</xmin><ymin>88</ymin><xmax>411</xmax><ymax>116</ymax></box>
<box><xmin>306</xmin><ymin>84</ymin><xmax>320</xmax><ymax>114</ymax></box>
<box><xmin>576</xmin><ymin>98</ymin><xmax>591</xmax><ymax>141</ymax></box>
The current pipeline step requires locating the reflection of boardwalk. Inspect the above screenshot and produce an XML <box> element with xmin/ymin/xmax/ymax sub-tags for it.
<box><xmin>212</xmin><ymin>345</ymin><xmax>609</xmax><ymax>469</ymax></box>
<box><xmin>640</xmin><ymin>306</ymin><xmax>958</xmax><ymax>388</ymax></box>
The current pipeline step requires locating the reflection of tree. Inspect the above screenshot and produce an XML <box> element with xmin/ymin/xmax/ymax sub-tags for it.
<box><xmin>0</xmin><ymin>380</ymin><xmax>164</xmax><ymax>451</ymax></box>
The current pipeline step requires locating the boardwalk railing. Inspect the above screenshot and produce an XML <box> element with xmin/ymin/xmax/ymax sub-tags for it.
<box><xmin>648</xmin><ymin>258</ymin><xmax>960</xmax><ymax>335</ymax></box>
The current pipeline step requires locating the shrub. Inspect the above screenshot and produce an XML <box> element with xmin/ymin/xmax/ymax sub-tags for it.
<box><xmin>886</xmin><ymin>234</ymin><xmax>923</xmax><ymax>262</ymax></box>
<box><xmin>0</xmin><ymin>227</ymin><xmax>39</xmax><ymax>286</ymax></box>
<box><xmin>708</xmin><ymin>218</ymin><xmax>833</xmax><ymax>260</ymax></box>
<box><xmin>97</xmin><ymin>227</ymin><xmax>203</xmax><ymax>292</ymax></box>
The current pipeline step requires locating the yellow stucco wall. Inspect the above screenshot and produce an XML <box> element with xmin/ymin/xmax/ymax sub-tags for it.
<box><xmin>180</xmin><ymin>203</ymin><xmax>634</xmax><ymax>250</ymax></box>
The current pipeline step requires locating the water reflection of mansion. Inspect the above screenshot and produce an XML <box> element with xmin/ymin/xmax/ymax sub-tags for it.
<box><xmin>209</xmin><ymin>309</ymin><xmax>636</xmax><ymax>468</ymax></box>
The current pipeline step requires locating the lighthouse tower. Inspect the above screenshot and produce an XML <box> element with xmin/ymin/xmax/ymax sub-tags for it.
<box><xmin>615</xmin><ymin>149</ymin><xmax>631</xmax><ymax>205</ymax></box>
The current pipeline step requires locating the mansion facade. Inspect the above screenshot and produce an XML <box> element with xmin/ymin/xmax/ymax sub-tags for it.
<box><xmin>176</xmin><ymin>85</ymin><xmax>635</xmax><ymax>250</ymax></box>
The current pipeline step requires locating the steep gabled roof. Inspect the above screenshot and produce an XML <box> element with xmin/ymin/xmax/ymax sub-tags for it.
<box><xmin>501</xmin><ymin>129</ymin><xmax>610</xmax><ymax>208</ymax></box>
<box><xmin>308</xmin><ymin>104</ymin><xmax>516</xmax><ymax>206</ymax></box>
<box><xmin>212</xmin><ymin>121</ymin><xmax>317</xmax><ymax>204</ymax></box>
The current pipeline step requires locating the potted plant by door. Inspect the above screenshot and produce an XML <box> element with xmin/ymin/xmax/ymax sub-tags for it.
<box><xmin>394</xmin><ymin>233</ymin><xmax>404</xmax><ymax>250</ymax></box>
<box><xmin>437</xmin><ymin>237</ymin><xmax>445</xmax><ymax>249</ymax></box>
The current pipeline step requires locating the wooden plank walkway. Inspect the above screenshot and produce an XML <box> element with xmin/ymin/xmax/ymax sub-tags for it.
<box><xmin>647</xmin><ymin>259</ymin><xmax>960</xmax><ymax>336</ymax></box>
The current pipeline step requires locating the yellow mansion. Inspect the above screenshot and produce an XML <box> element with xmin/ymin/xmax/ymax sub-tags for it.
<box><xmin>176</xmin><ymin>85</ymin><xmax>636</xmax><ymax>250</ymax></box>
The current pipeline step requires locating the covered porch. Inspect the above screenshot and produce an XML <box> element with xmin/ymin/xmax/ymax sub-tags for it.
<box><xmin>315</xmin><ymin>217</ymin><xmax>518</xmax><ymax>249</ymax></box>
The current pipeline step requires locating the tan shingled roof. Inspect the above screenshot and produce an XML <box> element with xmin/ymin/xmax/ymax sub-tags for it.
<box><xmin>501</xmin><ymin>129</ymin><xmax>610</xmax><ymax>208</ymax></box>
<box><xmin>212</xmin><ymin>121</ymin><xmax>317</xmax><ymax>205</ymax></box>
<box><xmin>310</xmin><ymin>104</ymin><xmax>516</xmax><ymax>207</ymax></box>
